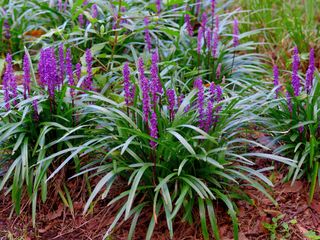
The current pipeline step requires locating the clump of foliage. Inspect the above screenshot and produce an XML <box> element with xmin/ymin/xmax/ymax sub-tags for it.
<box><xmin>58</xmin><ymin>52</ymin><xmax>296</xmax><ymax>239</ymax></box>
<box><xmin>264</xmin><ymin>47</ymin><xmax>319</xmax><ymax>203</ymax></box>
<box><xmin>0</xmin><ymin>46</ymin><xmax>92</xmax><ymax>225</ymax></box>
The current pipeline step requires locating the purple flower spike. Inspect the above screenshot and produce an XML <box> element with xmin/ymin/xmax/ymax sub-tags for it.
<box><xmin>205</xmin><ymin>101</ymin><xmax>213</xmax><ymax>132</ymax></box>
<box><xmin>79</xmin><ymin>14</ymin><xmax>85</xmax><ymax>27</ymax></box>
<box><xmin>84</xmin><ymin>49</ymin><xmax>93</xmax><ymax>90</ymax></box>
<box><xmin>194</xmin><ymin>78</ymin><xmax>205</xmax><ymax>129</ymax></box>
<box><xmin>201</xmin><ymin>13</ymin><xmax>207</xmax><ymax>28</ymax></box>
<box><xmin>149</xmin><ymin>111</ymin><xmax>158</xmax><ymax>149</ymax></box>
<box><xmin>233</xmin><ymin>18</ymin><xmax>239</xmax><ymax>48</ymax></box>
<box><xmin>286</xmin><ymin>91</ymin><xmax>292</xmax><ymax>113</ymax></box>
<box><xmin>66</xmin><ymin>49</ymin><xmax>75</xmax><ymax>97</ymax></box>
<box><xmin>306</xmin><ymin>48</ymin><xmax>315</xmax><ymax>93</ymax></box>
<box><xmin>64</xmin><ymin>0</ymin><xmax>68</xmax><ymax>11</ymax></box>
<box><xmin>216</xmin><ymin>85</ymin><xmax>222</xmax><ymax>102</ymax></box>
<box><xmin>3</xmin><ymin>53</ymin><xmax>14</xmax><ymax>109</ymax></box>
<box><xmin>156</xmin><ymin>0</ymin><xmax>161</xmax><ymax>14</ymax></box>
<box><xmin>138</xmin><ymin>58</ymin><xmax>150</xmax><ymax>122</ymax></box>
<box><xmin>38</xmin><ymin>49</ymin><xmax>47</xmax><ymax>87</ymax></box>
<box><xmin>76</xmin><ymin>63</ymin><xmax>81</xmax><ymax>81</ymax></box>
<box><xmin>150</xmin><ymin>51</ymin><xmax>162</xmax><ymax>105</ymax></box>
<box><xmin>185</xmin><ymin>14</ymin><xmax>193</xmax><ymax>36</ymax></box>
<box><xmin>298</xmin><ymin>124</ymin><xmax>304</xmax><ymax>134</ymax></box>
<box><xmin>195</xmin><ymin>0</ymin><xmax>201</xmax><ymax>16</ymax></box>
<box><xmin>211</xmin><ymin>0</ymin><xmax>216</xmax><ymax>18</ymax></box>
<box><xmin>273</xmin><ymin>65</ymin><xmax>280</xmax><ymax>98</ymax></box>
<box><xmin>92</xmin><ymin>4</ymin><xmax>98</xmax><ymax>18</ymax></box>
<box><xmin>58</xmin><ymin>0</ymin><xmax>63</xmax><ymax>11</ymax></box>
<box><xmin>47</xmin><ymin>48</ymin><xmax>58</xmax><ymax>99</ymax></box>
<box><xmin>167</xmin><ymin>89</ymin><xmax>175</xmax><ymax>120</ymax></box>
<box><xmin>4</xmin><ymin>19</ymin><xmax>11</xmax><ymax>40</ymax></box>
<box><xmin>23</xmin><ymin>54</ymin><xmax>31</xmax><ymax>99</ymax></box>
<box><xmin>210</xmin><ymin>82</ymin><xmax>216</xmax><ymax>101</ymax></box>
<box><xmin>5</xmin><ymin>54</ymin><xmax>17</xmax><ymax>104</ymax></box>
<box><xmin>58</xmin><ymin>44</ymin><xmax>65</xmax><ymax>87</ymax></box>
<box><xmin>123</xmin><ymin>62</ymin><xmax>132</xmax><ymax>106</ymax></box>
<box><xmin>215</xmin><ymin>16</ymin><xmax>219</xmax><ymax>32</ymax></box>
<box><xmin>144</xmin><ymin>17</ymin><xmax>152</xmax><ymax>51</ymax></box>
<box><xmin>291</xmin><ymin>46</ymin><xmax>300</xmax><ymax>96</ymax></box>
<box><xmin>216</xmin><ymin>63</ymin><xmax>222</xmax><ymax>79</ymax></box>
<box><xmin>197</xmin><ymin>27</ymin><xmax>203</xmax><ymax>54</ymax></box>
<box><xmin>212</xmin><ymin>28</ymin><xmax>219</xmax><ymax>58</ymax></box>
<box><xmin>206</xmin><ymin>28</ymin><xmax>212</xmax><ymax>52</ymax></box>
<box><xmin>32</xmin><ymin>99</ymin><xmax>39</xmax><ymax>121</ymax></box>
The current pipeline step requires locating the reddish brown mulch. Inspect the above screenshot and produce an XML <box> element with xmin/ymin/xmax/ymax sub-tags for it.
<box><xmin>0</xmin><ymin>172</ymin><xmax>319</xmax><ymax>240</ymax></box>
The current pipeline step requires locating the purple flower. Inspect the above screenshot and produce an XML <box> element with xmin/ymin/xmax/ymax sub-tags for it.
<box><xmin>211</xmin><ymin>0</ymin><xmax>216</xmax><ymax>18</ymax></box>
<box><xmin>215</xmin><ymin>16</ymin><xmax>219</xmax><ymax>32</ymax></box>
<box><xmin>144</xmin><ymin>17</ymin><xmax>152</xmax><ymax>51</ymax></box>
<box><xmin>149</xmin><ymin>111</ymin><xmax>158</xmax><ymax>149</ymax></box>
<box><xmin>47</xmin><ymin>48</ymin><xmax>58</xmax><ymax>99</ymax></box>
<box><xmin>150</xmin><ymin>51</ymin><xmax>162</xmax><ymax>105</ymax></box>
<box><xmin>58</xmin><ymin>0</ymin><xmax>63</xmax><ymax>11</ymax></box>
<box><xmin>32</xmin><ymin>99</ymin><xmax>39</xmax><ymax>121</ymax></box>
<box><xmin>195</xmin><ymin>0</ymin><xmax>201</xmax><ymax>16</ymax></box>
<box><xmin>286</xmin><ymin>91</ymin><xmax>292</xmax><ymax>113</ymax></box>
<box><xmin>205</xmin><ymin>101</ymin><xmax>213</xmax><ymax>132</ymax></box>
<box><xmin>216</xmin><ymin>63</ymin><xmax>222</xmax><ymax>79</ymax></box>
<box><xmin>305</xmin><ymin>48</ymin><xmax>315</xmax><ymax>93</ymax></box>
<box><xmin>206</xmin><ymin>28</ymin><xmax>212</xmax><ymax>52</ymax></box>
<box><xmin>3</xmin><ymin>19</ymin><xmax>10</xmax><ymax>40</ymax></box>
<box><xmin>79</xmin><ymin>14</ymin><xmax>85</xmax><ymax>27</ymax></box>
<box><xmin>194</xmin><ymin>78</ymin><xmax>205</xmax><ymax>129</ymax></box>
<box><xmin>216</xmin><ymin>85</ymin><xmax>222</xmax><ymax>102</ymax></box>
<box><xmin>76</xmin><ymin>62</ymin><xmax>81</xmax><ymax>81</ymax></box>
<box><xmin>291</xmin><ymin>46</ymin><xmax>300</xmax><ymax>96</ymax></box>
<box><xmin>156</xmin><ymin>0</ymin><xmax>161</xmax><ymax>14</ymax></box>
<box><xmin>3</xmin><ymin>53</ymin><xmax>14</xmax><ymax>109</ymax></box>
<box><xmin>123</xmin><ymin>62</ymin><xmax>132</xmax><ymax>106</ymax></box>
<box><xmin>212</xmin><ymin>28</ymin><xmax>219</xmax><ymax>58</ymax></box>
<box><xmin>233</xmin><ymin>18</ymin><xmax>239</xmax><ymax>48</ymax></box>
<box><xmin>167</xmin><ymin>89</ymin><xmax>175</xmax><ymax>120</ymax></box>
<box><xmin>201</xmin><ymin>12</ymin><xmax>207</xmax><ymax>28</ymax></box>
<box><xmin>58</xmin><ymin>44</ymin><xmax>65</xmax><ymax>87</ymax></box>
<box><xmin>5</xmin><ymin>54</ymin><xmax>17</xmax><ymax>104</ymax></box>
<box><xmin>273</xmin><ymin>65</ymin><xmax>280</xmax><ymax>98</ymax></box>
<box><xmin>197</xmin><ymin>27</ymin><xmax>203</xmax><ymax>54</ymax></box>
<box><xmin>64</xmin><ymin>0</ymin><xmax>68</xmax><ymax>11</ymax></box>
<box><xmin>298</xmin><ymin>124</ymin><xmax>304</xmax><ymax>134</ymax></box>
<box><xmin>210</xmin><ymin>82</ymin><xmax>216</xmax><ymax>101</ymax></box>
<box><xmin>66</xmin><ymin>48</ymin><xmax>75</xmax><ymax>97</ymax></box>
<box><xmin>92</xmin><ymin>4</ymin><xmax>98</xmax><ymax>18</ymax></box>
<box><xmin>23</xmin><ymin>54</ymin><xmax>31</xmax><ymax>99</ymax></box>
<box><xmin>185</xmin><ymin>14</ymin><xmax>193</xmax><ymax>36</ymax></box>
<box><xmin>38</xmin><ymin>49</ymin><xmax>47</xmax><ymax>87</ymax></box>
<box><xmin>83</xmin><ymin>49</ymin><xmax>93</xmax><ymax>90</ymax></box>
<box><xmin>138</xmin><ymin>58</ymin><xmax>150</xmax><ymax>122</ymax></box>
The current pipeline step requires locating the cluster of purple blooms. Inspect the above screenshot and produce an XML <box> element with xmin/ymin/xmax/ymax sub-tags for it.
<box><xmin>2</xmin><ymin>47</ymin><xmax>93</xmax><ymax>119</ymax></box>
<box><xmin>273</xmin><ymin>47</ymin><xmax>316</xmax><ymax>113</ymax></box>
<box><xmin>194</xmin><ymin>79</ymin><xmax>223</xmax><ymax>132</ymax></box>
<box><xmin>123</xmin><ymin>50</ymin><xmax>191</xmax><ymax>149</ymax></box>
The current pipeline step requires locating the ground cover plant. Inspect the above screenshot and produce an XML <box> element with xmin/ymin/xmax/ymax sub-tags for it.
<box><xmin>0</xmin><ymin>0</ymin><xmax>320</xmax><ymax>239</ymax></box>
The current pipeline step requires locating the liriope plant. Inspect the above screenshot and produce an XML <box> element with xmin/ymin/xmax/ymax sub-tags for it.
<box><xmin>0</xmin><ymin>46</ymin><xmax>92</xmax><ymax>225</ymax></box>
<box><xmin>52</xmin><ymin>53</ymin><xmax>296</xmax><ymax>240</ymax></box>
<box><xmin>262</xmin><ymin>47</ymin><xmax>320</xmax><ymax>203</ymax></box>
